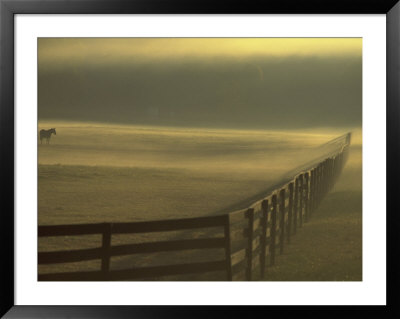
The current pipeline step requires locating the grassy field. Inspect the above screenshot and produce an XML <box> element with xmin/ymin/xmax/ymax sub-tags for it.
<box><xmin>38</xmin><ymin>122</ymin><xmax>351</xmax><ymax>224</ymax></box>
<box><xmin>38</xmin><ymin>121</ymin><xmax>361</xmax><ymax>280</ymax></box>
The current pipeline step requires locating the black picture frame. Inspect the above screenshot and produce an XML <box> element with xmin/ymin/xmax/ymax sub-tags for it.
<box><xmin>1</xmin><ymin>0</ymin><xmax>399</xmax><ymax>317</ymax></box>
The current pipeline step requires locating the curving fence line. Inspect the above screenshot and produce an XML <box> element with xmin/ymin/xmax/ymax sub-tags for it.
<box><xmin>38</xmin><ymin>133</ymin><xmax>351</xmax><ymax>281</ymax></box>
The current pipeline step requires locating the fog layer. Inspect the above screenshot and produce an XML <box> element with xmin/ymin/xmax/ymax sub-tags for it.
<box><xmin>39</xmin><ymin>39</ymin><xmax>361</xmax><ymax>129</ymax></box>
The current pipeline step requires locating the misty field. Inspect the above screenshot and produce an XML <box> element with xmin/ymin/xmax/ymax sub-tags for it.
<box><xmin>38</xmin><ymin>122</ymin><xmax>351</xmax><ymax>223</ymax></box>
<box><xmin>38</xmin><ymin>122</ymin><xmax>361</xmax><ymax>279</ymax></box>
<box><xmin>265</xmin><ymin>143</ymin><xmax>362</xmax><ymax>281</ymax></box>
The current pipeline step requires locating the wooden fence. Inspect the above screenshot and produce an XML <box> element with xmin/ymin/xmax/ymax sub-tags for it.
<box><xmin>38</xmin><ymin>133</ymin><xmax>351</xmax><ymax>281</ymax></box>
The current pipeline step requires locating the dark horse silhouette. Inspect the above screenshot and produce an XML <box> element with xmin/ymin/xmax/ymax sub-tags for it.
<box><xmin>40</xmin><ymin>128</ymin><xmax>56</xmax><ymax>144</ymax></box>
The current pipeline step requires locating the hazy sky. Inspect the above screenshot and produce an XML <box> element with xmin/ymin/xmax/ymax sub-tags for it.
<box><xmin>38</xmin><ymin>38</ymin><xmax>362</xmax><ymax>129</ymax></box>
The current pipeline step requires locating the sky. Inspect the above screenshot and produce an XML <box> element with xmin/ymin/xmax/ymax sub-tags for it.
<box><xmin>38</xmin><ymin>38</ymin><xmax>362</xmax><ymax>129</ymax></box>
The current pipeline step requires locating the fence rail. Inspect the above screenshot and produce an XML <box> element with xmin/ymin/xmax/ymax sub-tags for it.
<box><xmin>38</xmin><ymin>133</ymin><xmax>351</xmax><ymax>281</ymax></box>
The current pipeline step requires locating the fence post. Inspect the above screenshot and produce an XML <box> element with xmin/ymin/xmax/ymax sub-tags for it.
<box><xmin>287</xmin><ymin>183</ymin><xmax>294</xmax><ymax>243</ymax></box>
<box><xmin>326</xmin><ymin>159</ymin><xmax>330</xmax><ymax>195</ymax></box>
<box><xmin>270</xmin><ymin>195</ymin><xmax>277</xmax><ymax>266</ymax></box>
<box><xmin>310</xmin><ymin>168</ymin><xmax>315</xmax><ymax>217</ymax></box>
<box><xmin>329</xmin><ymin>158</ymin><xmax>334</xmax><ymax>191</ymax></box>
<box><xmin>246</xmin><ymin>208</ymin><xmax>255</xmax><ymax>281</ymax></box>
<box><xmin>341</xmin><ymin>151</ymin><xmax>344</xmax><ymax>173</ymax></box>
<box><xmin>324</xmin><ymin>159</ymin><xmax>329</xmax><ymax>196</ymax></box>
<box><xmin>332</xmin><ymin>155</ymin><xmax>337</xmax><ymax>183</ymax></box>
<box><xmin>327</xmin><ymin>159</ymin><xmax>332</xmax><ymax>192</ymax></box>
<box><xmin>320</xmin><ymin>163</ymin><xmax>324</xmax><ymax>204</ymax></box>
<box><xmin>313</xmin><ymin>167</ymin><xmax>318</xmax><ymax>212</ymax></box>
<box><xmin>304</xmin><ymin>172</ymin><xmax>310</xmax><ymax>223</ymax></box>
<box><xmin>101</xmin><ymin>223</ymin><xmax>112</xmax><ymax>278</ymax></box>
<box><xmin>224</xmin><ymin>215</ymin><xmax>232</xmax><ymax>281</ymax></box>
<box><xmin>279</xmin><ymin>189</ymin><xmax>285</xmax><ymax>254</ymax></box>
<box><xmin>339</xmin><ymin>151</ymin><xmax>344</xmax><ymax>174</ymax></box>
<box><xmin>332</xmin><ymin>157</ymin><xmax>336</xmax><ymax>187</ymax></box>
<box><xmin>325</xmin><ymin>159</ymin><xmax>330</xmax><ymax>192</ymax></box>
<box><xmin>317</xmin><ymin>164</ymin><xmax>322</xmax><ymax>207</ymax></box>
<box><xmin>293</xmin><ymin>177</ymin><xmax>299</xmax><ymax>234</ymax></box>
<box><xmin>323</xmin><ymin>160</ymin><xmax>328</xmax><ymax>197</ymax></box>
<box><xmin>329</xmin><ymin>158</ymin><xmax>335</xmax><ymax>191</ymax></box>
<box><xmin>260</xmin><ymin>200</ymin><xmax>269</xmax><ymax>279</ymax></box>
<box><xmin>298</xmin><ymin>174</ymin><xmax>304</xmax><ymax>227</ymax></box>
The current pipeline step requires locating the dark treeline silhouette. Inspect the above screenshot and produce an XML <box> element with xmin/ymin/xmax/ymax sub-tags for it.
<box><xmin>38</xmin><ymin>56</ymin><xmax>361</xmax><ymax>129</ymax></box>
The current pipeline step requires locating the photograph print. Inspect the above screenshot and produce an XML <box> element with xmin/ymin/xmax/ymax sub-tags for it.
<box><xmin>38</xmin><ymin>38</ymin><xmax>362</xmax><ymax>281</ymax></box>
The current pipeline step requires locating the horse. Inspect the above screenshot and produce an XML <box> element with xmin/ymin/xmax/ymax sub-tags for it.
<box><xmin>40</xmin><ymin>128</ymin><xmax>56</xmax><ymax>144</ymax></box>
